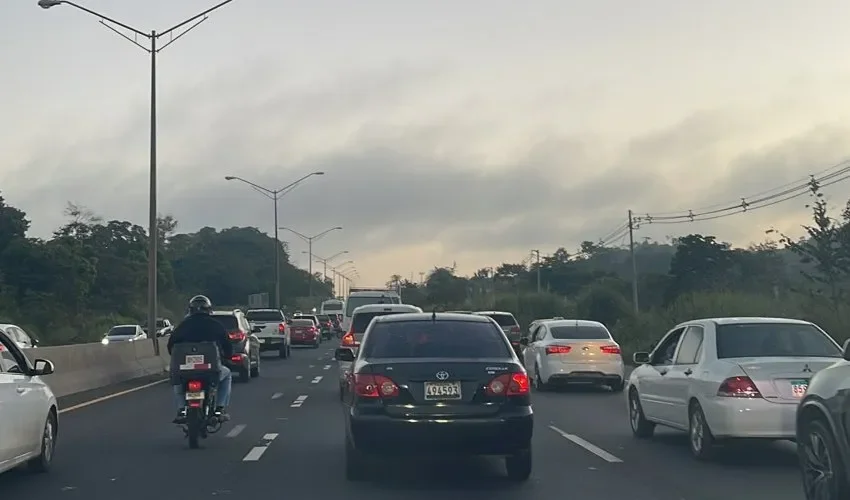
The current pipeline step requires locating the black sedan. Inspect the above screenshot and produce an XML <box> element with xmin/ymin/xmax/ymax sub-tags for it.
<box><xmin>335</xmin><ymin>312</ymin><xmax>533</xmax><ymax>482</ymax></box>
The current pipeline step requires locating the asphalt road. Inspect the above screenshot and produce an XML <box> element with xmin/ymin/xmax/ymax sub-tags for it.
<box><xmin>0</xmin><ymin>343</ymin><xmax>805</xmax><ymax>500</ymax></box>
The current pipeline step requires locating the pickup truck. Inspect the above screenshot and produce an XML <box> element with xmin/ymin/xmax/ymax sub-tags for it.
<box><xmin>245</xmin><ymin>308</ymin><xmax>291</xmax><ymax>359</ymax></box>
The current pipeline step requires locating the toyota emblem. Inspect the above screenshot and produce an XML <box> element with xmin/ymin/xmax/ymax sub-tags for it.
<box><xmin>435</xmin><ymin>371</ymin><xmax>449</xmax><ymax>380</ymax></box>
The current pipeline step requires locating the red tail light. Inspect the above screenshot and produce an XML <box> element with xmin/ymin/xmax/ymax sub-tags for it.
<box><xmin>600</xmin><ymin>345</ymin><xmax>621</xmax><ymax>354</ymax></box>
<box><xmin>546</xmin><ymin>345</ymin><xmax>572</xmax><ymax>355</ymax></box>
<box><xmin>341</xmin><ymin>332</ymin><xmax>356</xmax><ymax>347</ymax></box>
<box><xmin>717</xmin><ymin>376</ymin><xmax>762</xmax><ymax>398</ymax></box>
<box><xmin>278</xmin><ymin>323</ymin><xmax>285</xmax><ymax>332</ymax></box>
<box><xmin>353</xmin><ymin>374</ymin><xmax>399</xmax><ymax>398</ymax></box>
<box><xmin>228</xmin><ymin>331</ymin><xmax>246</xmax><ymax>341</ymax></box>
<box><xmin>308</xmin><ymin>327</ymin><xmax>317</xmax><ymax>334</ymax></box>
<box><xmin>187</xmin><ymin>380</ymin><xmax>203</xmax><ymax>392</ymax></box>
<box><xmin>230</xmin><ymin>354</ymin><xmax>243</xmax><ymax>363</ymax></box>
<box><xmin>510</xmin><ymin>326</ymin><xmax>521</xmax><ymax>333</ymax></box>
<box><xmin>486</xmin><ymin>373</ymin><xmax>530</xmax><ymax>396</ymax></box>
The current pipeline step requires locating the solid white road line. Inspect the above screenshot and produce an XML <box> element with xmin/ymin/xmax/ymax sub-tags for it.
<box><xmin>226</xmin><ymin>424</ymin><xmax>246</xmax><ymax>438</ymax></box>
<box><xmin>290</xmin><ymin>395</ymin><xmax>308</xmax><ymax>407</ymax></box>
<box><xmin>271</xmin><ymin>392</ymin><xmax>284</xmax><ymax>400</ymax></box>
<box><xmin>242</xmin><ymin>433</ymin><xmax>279</xmax><ymax>462</ymax></box>
<box><xmin>59</xmin><ymin>378</ymin><xmax>169</xmax><ymax>414</ymax></box>
<box><xmin>323</xmin><ymin>364</ymin><xmax>331</xmax><ymax>370</ymax></box>
<box><xmin>311</xmin><ymin>376</ymin><xmax>323</xmax><ymax>384</ymax></box>
<box><xmin>548</xmin><ymin>425</ymin><xmax>623</xmax><ymax>463</ymax></box>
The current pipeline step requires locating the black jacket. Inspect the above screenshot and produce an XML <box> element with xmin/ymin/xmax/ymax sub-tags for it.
<box><xmin>167</xmin><ymin>314</ymin><xmax>233</xmax><ymax>358</ymax></box>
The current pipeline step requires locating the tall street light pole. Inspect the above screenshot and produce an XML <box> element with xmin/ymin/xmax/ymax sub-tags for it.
<box><xmin>307</xmin><ymin>251</ymin><xmax>349</xmax><ymax>281</ymax></box>
<box><xmin>279</xmin><ymin>226</ymin><xmax>343</xmax><ymax>298</ymax></box>
<box><xmin>39</xmin><ymin>0</ymin><xmax>238</xmax><ymax>355</ymax></box>
<box><xmin>225</xmin><ymin>172</ymin><xmax>325</xmax><ymax>309</ymax></box>
<box><xmin>331</xmin><ymin>261</ymin><xmax>355</xmax><ymax>297</ymax></box>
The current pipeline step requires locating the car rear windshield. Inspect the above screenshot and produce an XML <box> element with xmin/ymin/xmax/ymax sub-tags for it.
<box><xmin>362</xmin><ymin>320</ymin><xmax>512</xmax><ymax>359</ymax></box>
<box><xmin>108</xmin><ymin>326</ymin><xmax>137</xmax><ymax>336</ymax></box>
<box><xmin>480</xmin><ymin>313</ymin><xmax>518</xmax><ymax>327</ymax></box>
<box><xmin>715</xmin><ymin>323</ymin><xmax>841</xmax><ymax>359</ymax></box>
<box><xmin>352</xmin><ymin>311</ymin><xmax>408</xmax><ymax>333</ymax></box>
<box><xmin>317</xmin><ymin>315</ymin><xmax>330</xmax><ymax>321</ymax></box>
<box><xmin>291</xmin><ymin>319</ymin><xmax>314</xmax><ymax>327</ymax></box>
<box><xmin>211</xmin><ymin>315</ymin><xmax>238</xmax><ymax>330</ymax></box>
<box><xmin>245</xmin><ymin>310</ymin><xmax>283</xmax><ymax>322</ymax></box>
<box><xmin>550</xmin><ymin>325</ymin><xmax>610</xmax><ymax>340</ymax></box>
<box><xmin>345</xmin><ymin>295</ymin><xmax>401</xmax><ymax>315</ymax></box>
<box><xmin>322</xmin><ymin>302</ymin><xmax>343</xmax><ymax>311</ymax></box>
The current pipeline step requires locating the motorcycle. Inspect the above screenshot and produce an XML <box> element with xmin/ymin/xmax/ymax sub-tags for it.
<box><xmin>174</xmin><ymin>344</ymin><xmax>226</xmax><ymax>449</ymax></box>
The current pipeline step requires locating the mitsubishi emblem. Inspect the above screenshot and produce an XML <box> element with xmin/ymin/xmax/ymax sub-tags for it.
<box><xmin>802</xmin><ymin>364</ymin><xmax>812</xmax><ymax>373</ymax></box>
<box><xmin>435</xmin><ymin>371</ymin><xmax>449</xmax><ymax>380</ymax></box>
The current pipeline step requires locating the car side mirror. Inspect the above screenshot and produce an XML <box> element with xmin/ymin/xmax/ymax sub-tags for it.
<box><xmin>633</xmin><ymin>352</ymin><xmax>651</xmax><ymax>365</ymax></box>
<box><xmin>31</xmin><ymin>338</ymin><xmax>40</xmax><ymax>346</ymax></box>
<box><xmin>33</xmin><ymin>359</ymin><xmax>54</xmax><ymax>375</ymax></box>
<box><xmin>286</xmin><ymin>319</ymin><xmax>293</xmax><ymax>325</ymax></box>
<box><xmin>519</xmin><ymin>337</ymin><xmax>529</xmax><ymax>346</ymax></box>
<box><xmin>252</xmin><ymin>326</ymin><xmax>262</xmax><ymax>333</ymax></box>
<box><xmin>335</xmin><ymin>348</ymin><xmax>355</xmax><ymax>362</ymax></box>
<box><xmin>842</xmin><ymin>339</ymin><xmax>850</xmax><ymax>361</ymax></box>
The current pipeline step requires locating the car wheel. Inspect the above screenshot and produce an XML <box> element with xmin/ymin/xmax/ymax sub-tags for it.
<box><xmin>799</xmin><ymin>418</ymin><xmax>848</xmax><ymax>500</ymax></box>
<box><xmin>532</xmin><ymin>366</ymin><xmax>548</xmax><ymax>392</ymax></box>
<box><xmin>250</xmin><ymin>356</ymin><xmax>260</xmax><ymax>378</ymax></box>
<box><xmin>688</xmin><ymin>401</ymin><xmax>717</xmax><ymax>460</ymax></box>
<box><xmin>312</xmin><ymin>340</ymin><xmax>320</xmax><ymax>349</ymax></box>
<box><xmin>28</xmin><ymin>410</ymin><xmax>57</xmax><ymax>473</ymax></box>
<box><xmin>505</xmin><ymin>447</ymin><xmax>532</xmax><ymax>481</ymax></box>
<box><xmin>610</xmin><ymin>378</ymin><xmax>625</xmax><ymax>392</ymax></box>
<box><xmin>239</xmin><ymin>366</ymin><xmax>251</xmax><ymax>383</ymax></box>
<box><xmin>628</xmin><ymin>388</ymin><xmax>655</xmax><ymax>438</ymax></box>
<box><xmin>278</xmin><ymin>343</ymin><xmax>288</xmax><ymax>359</ymax></box>
<box><xmin>345</xmin><ymin>436</ymin><xmax>367</xmax><ymax>481</ymax></box>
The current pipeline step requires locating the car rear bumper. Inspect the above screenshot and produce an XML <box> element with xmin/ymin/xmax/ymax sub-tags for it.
<box><xmin>701</xmin><ymin>396</ymin><xmax>797</xmax><ymax>439</ymax></box>
<box><xmin>256</xmin><ymin>336</ymin><xmax>285</xmax><ymax>349</ymax></box>
<box><xmin>291</xmin><ymin>336</ymin><xmax>319</xmax><ymax>345</ymax></box>
<box><xmin>348</xmin><ymin>410</ymin><xmax>533</xmax><ymax>456</ymax></box>
<box><xmin>543</xmin><ymin>360</ymin><xmax>624</xmax><ymax>385</ymax></box>
<box><xmin>223</xmin><ymin>353</ymin><xmax>249</xmax><ymax>370</ymax></box>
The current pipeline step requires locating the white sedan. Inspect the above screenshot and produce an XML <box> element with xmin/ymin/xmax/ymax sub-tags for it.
<box><xmin>626</xmin><ymin>317</ymin><xmax>843</xmax><ymax>460</ymax></box>
<box><xmin>0</xmin><ymin>330</ymin><xmax>58</xmax><ymax>475</ymax></box>
<box><xmin>522</xmin><ymin>319</ymin><xmax>625</xmax><ymax>391</ymax></box>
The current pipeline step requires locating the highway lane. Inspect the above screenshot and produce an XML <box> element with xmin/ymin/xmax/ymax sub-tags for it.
<box><xmin>0</xmin><ymin>345</ymin><xmax>804</xmax><ymax>500</ymax></box>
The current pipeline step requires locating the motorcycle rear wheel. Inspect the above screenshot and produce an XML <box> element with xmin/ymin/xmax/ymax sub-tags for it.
<box><xmin>187</xmin><ymin>406</ymin><xmax>202</xmax><ymax>449</ymax></box>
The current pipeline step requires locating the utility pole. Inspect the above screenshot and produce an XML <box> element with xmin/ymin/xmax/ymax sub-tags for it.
<box><xmin>628</xmin><ymin>209</ymin><xmax>639</xmax><ymax>313</ymax></box>
<box><xmin>531</xmin><ymin>249</ymin><xmax>541</xmax><ymax>293</ymax></box>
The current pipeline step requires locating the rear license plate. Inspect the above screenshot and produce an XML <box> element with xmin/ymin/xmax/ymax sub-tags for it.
<box><xmin>185</xmin><ymin>391</ymin><xmax>205</xmax><ymax>401</ymax></box>
<box><xmin>791</xmin><ymin>379</ymin><xmax>809</xmax><ymax>397</ymax></box>
<box><xmin>424</xmin><ymin>381</ymin><xmax>462</xmax><ymax>400</ymax></box>
<box><xmin>185</xmin><ymin>355</ymin><xmax>204</xmax><ymax>364</ymax></box>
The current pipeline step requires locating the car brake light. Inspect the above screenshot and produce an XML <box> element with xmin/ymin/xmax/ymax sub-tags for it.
<box><xmin>187</xmin><ymin>380</ymin><xmax>203</xmax><ymax>392</ymax></box>
<box><xmin>341</xmin><ymin>332</ymin><xmax>356</xmax><ymax>347</ymax></box>
<box><xmin>486</xmin><ymin>373</ymin><xmax>530</xmax><ymax>396</ymax></box>
<box><xmin>510</xmin><ymin>326</ymin><xmax>521</xmax><ymax>333</ymax></box>
<box><xmin>546</xmin><ymin>345</ymin><xmax>572</xmax><ymax>354</ymax></box>
<box><xmin>600</xmin><ymin>345</ymin><xmax>621</xmax><ymax>354</ymax></box>
<box><xmin>353</xmin><ymin>374</ymin><xmax>399</xmax><ymax>398</ymax></box>
<box><xmin>228</xmin><ymin>331</ymin><xmax>246</xmax><ymax>341</ymax></box>
<box><xmin>231</xmin><ymin>354</ymin><xmax>243</xmax><ymax>363</ymax></box>
<box><xmin>717</xmin><ymin>376</ymin><xmax>762</xmax><ymax>398</ymax></box>
<box><xmin>278</xmin><ymin>323</ymin><xmax>285</xmax><ymax>332</ymax></box>
<box><xmin>308</xmin><ymin>326</ymin><xmax>317</xmax><ymax>333</ymax></box>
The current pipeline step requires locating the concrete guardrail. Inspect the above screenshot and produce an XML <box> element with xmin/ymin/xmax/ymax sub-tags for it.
<box><xmin>23</xmin><ymin>339</ymin><xmax>169</xmax><ymax>398</ymax></box>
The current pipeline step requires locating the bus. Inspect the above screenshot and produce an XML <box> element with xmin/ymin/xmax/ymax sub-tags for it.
<box><xmin>320</xmin><ymin>299</ymin><xmax>345</xmax><ymax>316</ymax></box>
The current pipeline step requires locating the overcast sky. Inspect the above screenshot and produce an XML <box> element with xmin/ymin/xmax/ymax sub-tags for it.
<box><xmin>3</xmin><ymin>0</ymin><xmax>850</xmax><ymax>286</ymax></box>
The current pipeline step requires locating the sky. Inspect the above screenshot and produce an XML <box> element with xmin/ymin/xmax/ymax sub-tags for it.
<box><xmin>3</xmin><ymin>0</ymin><xmax>850</xmax><ymax>288</ymax></box>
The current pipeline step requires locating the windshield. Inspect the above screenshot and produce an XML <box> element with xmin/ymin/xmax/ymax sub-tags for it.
<box><xmin>246</xmin><ymin>310</ymin><xmax>284</xmax><ymax>322</ymax></box>
<box><xmin>480</xmin><ymin>313</ymin><xmax>518</xmax><ymax>328</ymax></box>
<box><xmin>211</xmin><ymin>315</ymin><xmax>238</xmax><ymax>330</ymax></box>
<box><xmin>716</xmin><ymin>323</ymin><xmax>841</xmax><ymax>358</ymax></box>
<box><xmin>550</xmin><ymin>325</ymin><xmax>610</xmax><ymax>340</ymax></box>
<box><xmin>351</xmin><ymin>311</ymin><xmax>408</xmax><ymax>333</ymax></box>
<box><xmin>291</xmin><ymin>319</ymin><xmax>314</xmax><ymax>327</ymax></box>
<box><xmin>362</xmin><ymin>320</ymin><xmax>511</xmax><ymax>358</ymax></box>
<box><xmin>345</xmin><ymin>295</ymin><xmax>401</xmax><ymax>316</ymax></box>
<box><xmin>322</xmin><ymin>302</ymin><xmax>343</xmax><ymax>312</ymax></box>
<box><xmin>317</xmin><ymin>315</ymin><xmax>331</xmax><ymax>321</ymax></box>
<box><xmin>108</xmin><ymin>326</ymin><xmax>137</xmax><ymax>337</ymax></box>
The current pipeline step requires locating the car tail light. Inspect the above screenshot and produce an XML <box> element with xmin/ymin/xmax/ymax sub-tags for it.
<box><xmin>510</xmin><ymin>325</ymin><xmax>521</xmax><ymax>334</ymax></box>
<box><xmin>546</xmin><ymin>345</ymin><xmax>572</xmax><ymax>354</ymax></box>
<box><xmin>187</xmin><ymin>380</ymin><xmax>203</xmax><ymax>392</ymax></box>
<box><xmin>308</xmin><ymin>327</ymin><xmax>317</xmax><ymax>334</ymax></box>
<box><xmin>600</xmin><ymin>345</ymin><xmax>621</xmax><ymax>354</ymax></box>
<box><xmin>717</xmin><ymin>376</ymin><xmax>762</xmax><ymax>398</ymax></box>
<box><xmin>353</xmin><ymin>374</ymin><xmax>399</xmax><ymax>398</ymax></box>
<box><xmin>230</xmin><ymin>354</ymin><xmax>243</xmax><ymax>363</ymax></box>
<box><xmin>278</xmin><ymin>323</ymin><xmax>285</xmax><ymax>332</ymax></box>
<box><xmin>486</xmin><ymin>372</ymin><xmax>530</xmax><ymax>396</ymax></box>
<box><xmin>341</xmin><ymin>332</ymin><xmax>356</xmax><ymax>347</ymax></box>
<box><xmin>228</xmin><ymin>330</ymin><xmax>246</xmax><ymax>341</ymax></box>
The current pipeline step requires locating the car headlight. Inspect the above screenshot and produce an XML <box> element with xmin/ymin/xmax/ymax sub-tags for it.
<box><xmin>101</xmin><ymin>338</ymin><xmax>109</xmax><ymax>345</ymax></box>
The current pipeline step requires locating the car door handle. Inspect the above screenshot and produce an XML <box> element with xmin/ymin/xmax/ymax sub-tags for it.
<box><xmin>684</xmin><ymin>369</ymin><xmax>693</xmax><ymax>376</ymax></box>
<box><xmin>16</xmin><ymin>386</ymin><xmax>26</xmax><ymax>394</ymax></box>
<box><xmin>658</xmin><ymin>369</ymin><xmax>668</xmax><ymax>376</ymax></box>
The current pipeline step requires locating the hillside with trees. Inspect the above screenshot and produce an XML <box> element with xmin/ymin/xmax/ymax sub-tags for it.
<box><xmin>0</xmin><ymin>196</ymin><xmax>332</xmax><ymax>345</ymax></box>
<box><xmin>388</xmin><ymin>185</ymin><xmax>850</xmax><ymax>358</ymax></box>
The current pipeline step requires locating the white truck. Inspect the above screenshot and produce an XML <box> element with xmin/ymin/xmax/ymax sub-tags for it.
<box><xmin>341</xmin><ymin>287</ymin><xmax>402</xmax><ymax>333</ymax></box>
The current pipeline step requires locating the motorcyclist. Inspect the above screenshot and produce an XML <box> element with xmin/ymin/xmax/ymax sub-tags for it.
<box><xmin>167</xmin><ymin>295</ymin><xmax>233</xmax><ymax>424</ymax></box>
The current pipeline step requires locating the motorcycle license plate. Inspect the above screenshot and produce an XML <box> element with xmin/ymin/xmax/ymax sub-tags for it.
<box><xmin>185</xmin><ymin>391</ymin><xmax>205</xmax><ymax>401</ymax></box>
<box><xmin>179</xmin><ymin>354</ymin><xmax>211</xmax><ymax>370</ymax></box>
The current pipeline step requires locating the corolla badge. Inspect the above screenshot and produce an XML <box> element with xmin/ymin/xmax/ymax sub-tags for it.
<box><xmin>435</xmin><ymin>370</ymin><xmax>449</xmax><ymax>380</ymax></box>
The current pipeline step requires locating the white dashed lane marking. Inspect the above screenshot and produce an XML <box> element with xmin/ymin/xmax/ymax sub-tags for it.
<box><xmin>548</xmin><ymin>425</ymin><xmax>623</xmax><ymax>463</ymax></box>
<box><xmin>311</xmin><ymin>376</ymin><xmax>323</xmax><ymax>384</ymax></box>
<box><xmin>242</xmin><ymin>433</ymin><xmax>279</xmax><ymax>461</ymax></box>
<box><xmin>323</xmin><ymin>364</ymin><xmax>331</xmax><ymax>370</ymax></box>
<box><xmin>295</xmin><ymin>375</ymin><xmax>303</xmax><ymax>380</ymax></box>
<box><xmin>290</xmin><ymin>395</ymin><xmax>308</xmax><ymax>408</ymax></box>
<box><xmin>226</xmin><ymin>424</ymin><xmax>246</xmax><ymax>438</ymax></box>
<box><xmin>271</xmin><ymin>392</ymin><xmax>284</xmax><ymax>400</ymax></box>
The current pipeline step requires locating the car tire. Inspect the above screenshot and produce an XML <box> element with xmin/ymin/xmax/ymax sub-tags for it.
<box><xmin>28</xmin><ymin>410</ymin><xmax>57</xmax><ymax>473</ymax></box>
<box><xmin>532</xmin><ymin>366</ymin><xmax>548</xmax><ymax>392</ymax></box>
<box><xmin>505</xmin><ymin>447</ymin><xmax>532</xmax><ymax>481</ymax></box>
<box><xmin>239</xmin><ymin>367</ymin><xmax>251</xmax><ymax>383</ymax></box>
<box><xmin>312</xmin><ymin>340</ymin><xmax>320</xmax><ymax>349</ymax></box>
<box><xmin>278</xmin><ymin>343</ymin><xmax>288</xmax><ymax>359</ymax></box>
<box><xmin>799</xmin><ymin>417</ymin><xmax>849</xmax><ymax>500</ymax></box>
<box><xmin>610</xmin><ymin>378</ymin><xmax>625</xmax><ymax>392</ymax></box>
<box><xmin>250</xmin><ymin>356</ymin><xmax>260</xmax><ymax>378</ymax></box>
<box><xmin>688</xmin><ymin>401</ymin><xmax>717</xmax><ymax>460</ymax></box>
<box><xmin>345</xmin><ymin>436</ymin><xmax>367</xmax><ymax>481</ymax></box>
<box><xmin>628</xmin><ymin>388</ymin><xmax>655</xmax><ymax>439</ymax></box>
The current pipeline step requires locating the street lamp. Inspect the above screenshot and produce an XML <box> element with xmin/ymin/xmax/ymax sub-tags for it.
<box><xmin>39</xmin><ymin>0</ymin><xmax>238</xmax><ymax>356</ymax></box>
<box><xmin>305</xmin><ymin>250</ymin><xmax>349</xmax><ymax>281</ymax></box>
<box><xmin>279</xmin><ymin>226</ymin><xmax>343</xmax><ymax>298</ymax></box>
<box><xmin>225</xmin><ymin>172</ymin><xmax>325</xmax><ymax>309</ymax></box>
<box><xmin>328</xmin><ymin>259</ymin><xmax>354</xmax><ymax>296</ymax></box>
<box><xmin>335</xmin><ymin>263</ymin><xmax>356</xmax><ymax>296</ymax></box>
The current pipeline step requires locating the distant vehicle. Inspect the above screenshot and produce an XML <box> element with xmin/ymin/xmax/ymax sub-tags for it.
<box><xmin>210</xmin><ymin>310</ymin><xmax>261</xmax><ymax>383</ymax></box>
<box><xmin>336</xmin><ymin>312</ymin><xmax>532</xmax><ymax>481</ymax></box>
<box><xmin>337</xmin><ymin>303</ymin><xmax>422</xmax><ymax>399</ymax></box>
<box><xmin>473</xmin><ymin>311</ymin><xmax>522</xmax><ymax>351</ymax></box>
<box><xmin>341</xmin><ymin>288</ymin><xmax>402</xmax><ymax>333</ymax></box>
<box><xmin>315</xmin><ymin>314</ymin><xmax>334</xmax><ymax>340</ymax></box>
<box><xmin>289</xmin><ymin>318</ymin><xmax>321</xmax><ymax>348</ymax></box>
<box><xmin>245</xmin><ymin>309</ymin><xmax>290</xmax><ymax>359</ymax></box>
<box><xmin>102</xmin><ymin>324</ymin><xmax>147</xmax><ymax>344</ymax></box>
<box><xmin>320</xmin><ymin>299</ymin><xmax>344</xmax><ymax>316</ymax></box>
<box><xmin>0</xmin><ymin>324</ymin><xmax>39</xmax><ymax>349</ymax></box>
<box><xmin>143</xmin><ymin>318</ymin><xmax>174</xmax><ymax>337</ymax></box>
<box><xmin>627</xmin><ymin>317</ymin><xmax>841</xmax><ymax>460</ymax></box>
<box><xmin>0</xmin><ymin>328</ymin><xmax>58</xmax><ymax>475</ymax></box>
<box><xmin>522</xmin><ymin>319</ymin><xmax>624</xmax><ymax>391</ymax></box>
